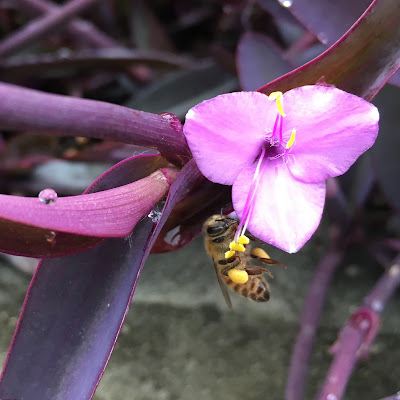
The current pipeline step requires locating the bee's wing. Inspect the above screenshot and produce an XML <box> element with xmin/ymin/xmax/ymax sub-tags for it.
<box><xmin>213</xmin><ymin>261</ymin><xmax>232</xmax><ymax>309</ymax></box>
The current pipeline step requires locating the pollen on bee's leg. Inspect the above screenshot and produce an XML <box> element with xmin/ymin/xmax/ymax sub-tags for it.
<box><xmin>230</xmin><ymin>241</ymin><xmax>245</xmax><ymax>252</ymax></box>
<box><xmin>252</xmin><ymin>248</ymin><xmax>270</xmax><ymax>259</ymax></box>
<box><xmin>225</xmin><ymin>250</ymin><xmax>235</xmax><ymax>259</ymax></box>
<box><xmin>228</xmin><ymin>268</ymin><xmax>249</xmax><ymax>284</ymax></box>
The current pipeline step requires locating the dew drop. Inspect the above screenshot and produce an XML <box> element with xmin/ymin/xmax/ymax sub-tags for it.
<box><xmin>148</xmin><ymin>209</ymin><xmax>162</xmax><ymax>223</ymax></box>
<box><xmin>45</xmin><ymin>231</ymin><xmax>56</xmax><ymax>243</ymax></box>
<box><xmin>159</xmin><ymin>112</ymin><xmax>182</xmax><ymax>133</ymax></box>
<box><xmin>278</xmin><ymin>0</ymin><xmax>292</xmax><ymax>8</ymax></box>
<box><xmin>38</xmin><ymin>188</ymin><xmax>58</xmax><ymax>205</ymax></box>
<box><xmin>318</xmin><ymin>32</ymin><xmax>329</xmax><ymax>45</ymax></box>
<box><xmin>371</xmin><ymin>300</ymin><xmax>383</xmax><ymax>312</ymax></box>
<box><xmin>327</xmin><ymin>394</ymin><xmax>338</xmax><ymax>400</ymax></box>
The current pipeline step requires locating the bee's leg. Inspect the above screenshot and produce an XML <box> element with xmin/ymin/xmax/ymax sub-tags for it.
<box><xmin>219</xmin><ymin>255</ymin><xmax>241</xmax><ymax>276</ymax></box>
<box><xmin>250</xmin><ymin>248</ymin><xmax>286</xmax><ymax>269</ymax></box>
<box><xmin>221</xmin><ymin>265</ymin><xmax>235</xmax><ymax>276</ymax></box>
<box><xmin>244</xmin><ymin>265</ymin><xmax>274</xmax><ymax>279</ymax></box>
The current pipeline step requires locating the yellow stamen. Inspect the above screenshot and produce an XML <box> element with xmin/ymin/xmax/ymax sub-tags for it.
<box><xmin>286</xmin><ymin>129</ymin><xmax>296</xmax><ymax>149</ymax></box>
<box><xmin>228</xmin><ymin>269</ymin><xmax>249</xmax><ymax>284</ymax></box>
<box><xmin>268</xmin><ymin>91</ymin><xmax>286</xmax><ymax>117</ymax></box>
<box><xmin>225</xmin><ymin>250</ymin><xmax>235</xmax><ymax>259</ymax></box>
<box><xmin>238</xmin><ymin>235</ymin><xmax>250</xmax><ymax>245</ymax></box>
<box><xmin>229</xmin><ymin>242</ymin><xmax>246</xmax><ymax>252</ymax></box>
<box><xmin>252</xmin><ymin>248</ymin><xmax>270</xmax><ymax>259</ymax></box>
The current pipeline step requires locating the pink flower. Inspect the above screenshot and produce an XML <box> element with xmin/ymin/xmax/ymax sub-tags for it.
<box><xmin>183</xmin><ymin>85</ymin><xmax>379</xmax><ymax>253</ymax></box>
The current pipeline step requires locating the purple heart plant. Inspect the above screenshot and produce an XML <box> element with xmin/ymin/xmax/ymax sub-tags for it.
<box><xmin>0</xmin><ymin>1</ymin><xmax>399</xmax><ymax>400</ymax></box>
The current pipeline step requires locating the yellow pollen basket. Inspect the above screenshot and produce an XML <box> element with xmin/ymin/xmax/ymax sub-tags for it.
<box><xmin>228</xmin><ymin>268</ymin><xmax>249</xmax><ymax>284</ymax></box>
<box><xmin>225</xmin><ymin>250</ymin><xmax>236</xmax><ymax>259</ymax></box>
<box><xmin>286</xmin><ymin>129</ymin><xmax>296</xmax><ymax>149</ymax></box>
<box><xmin>229</xmin><ymin>241</ymin><xmax>246</xmax><ymax>252</ymax></box>
<box><xmin>268</xmin><ymin>91</ymin><xmax>286</xmax><ymax>117</ymax></box>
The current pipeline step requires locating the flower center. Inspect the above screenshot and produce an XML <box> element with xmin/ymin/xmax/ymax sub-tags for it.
<box><xmin>225</xmin><ymin>91</ymin><xmax>296</xmax><ymax>260</ymax></box>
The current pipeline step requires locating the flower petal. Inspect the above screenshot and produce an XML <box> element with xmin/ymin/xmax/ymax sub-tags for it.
<box><xmin>183</xmin><ymin>91</ymin><xmax>276</xmax><ymax>185</ymax></box>
<box><xmin>232</xmin><ymin>161</ymin><xmax>326</xmax><ymax>253</ymax></box>
<box><xmin>282</xmin><ymin>85</ymin><xmax>379</xmax><ymax>183</ymax></box>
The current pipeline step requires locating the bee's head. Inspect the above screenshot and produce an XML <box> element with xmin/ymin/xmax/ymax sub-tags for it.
<box><xmin>203</xmin><ymin>215</ymin><xmax>238</xmax><ymax>238</ymax></box>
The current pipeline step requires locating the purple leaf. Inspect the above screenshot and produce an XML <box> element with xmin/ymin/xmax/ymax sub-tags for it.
<box><xmin>152</xmin><ymin>179</ymin><xmax>232</xmax><ymax>253</ymax></box>
<box><xmin>259</xmin><ymin>0</ymin><xmax>400</xmax><ymax>101</ymax></box>
<box><xmin>0</xmin><ymin>160</ymin><xmax>202</xmax><ymax>400</ymax></box>
<box><xmin>0</xmin><ymin>169</ymin><xmax>175</xmax><ymax>237</ymax></box>
<box><xmin>0</xmin><ymin>49</ymin><xmax>192</xmax><ymax>81</ymax></box>
<box><xmin>0</xmin><ymin>154</ymin><xmax>170</xmax><ymax>257</ymax></box>
<box><xmin>370</xmin><ymin>85</ymin><xmax>400</xmax><ymax>212</ymax></box>
<box><xmin>0</xmin><ymin>0</ymin><xmax>103</xmax><ymax>57</ymax></box>
<box><xmin>286</xmin><ymin>0</ymin><xmax>372</xmax><ymax>46</ymax></box>
<box><xmin>0</xmin><ymin>83</ymin><xmax>191</xmax><ymax>166</ymax></box>
<box><xmin>236</xmin><ymin>32</ymin><xmax>292</xmax><ymax>91</ymax></box>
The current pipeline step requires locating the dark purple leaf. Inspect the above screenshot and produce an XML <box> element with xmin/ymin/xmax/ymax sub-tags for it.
<box><xmin>236</xmin><ymin>32</ymin><xmax>292</xmax><ymax>91</ymax></box>
<box><xmin>0</xmin><ymin>154</ymin><xmax>170</xmax><ymax>257</ymax></box>
<box><xmin>127</xmin><ymin>62</ymin><xmax>238</xmax><ymax>119</ymax></box>
<box><xmin>129</xmin><ymin>0</ymin><xmax>176</xmax><ymax>52</ymax></box>
<box><xmin>259</xmin><ymin>0</ymin><xmax>400</xmax><ymax>101</ymax></box>
<box><xmin>370</xmin><ymin>85</ymin><xmax>400</xmax><ymax>212</ymax></box>
<box><xmin>152</xmin><ymin>179</ymin><xmax>232</xmax><ymax>253</ymax></box>
<box><xmin>0</xmin><ymin>83</ymin><xmax>191</xmax><ymax>165</ymax></box>
<box><xmin>15</xmin><ymin>0</ymin><xmax>123</xmax><ymax>48</ymax></box>
<box><xmin>0</xmin><ymin>0</ymin><xmax>103</xmax><ymax>57</ymax></box>
<box><xmin>257</xmin><ymin>0</ymin><xmax>301</xmax><ymax>26</ymax></box>
<box><xmin>0</xmin><ymin>168</ymin><xmax>176</xmax><ymax>239</ymax></box>
<box><xmin>0</xmin><ymin>49</ymin><xmax>192</xmax><ymax>80</ymax></box>
<box><xmin>286</xmin><ymin>0</ymin><xmax>372</xmax><ymax>46</ymax></box>
<box><xmin>0</xmin><ymin>160</ymin><xmax>202</xmax><ymax>400</ymax></box>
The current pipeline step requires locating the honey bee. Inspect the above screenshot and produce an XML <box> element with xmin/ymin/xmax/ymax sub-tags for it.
<box><xmin>203</xmin><ymin>215</ymin><xmax>285</xmax><ymax>308</ymax></box>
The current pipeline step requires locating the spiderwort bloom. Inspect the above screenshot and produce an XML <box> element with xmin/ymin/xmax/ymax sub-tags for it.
<box><xmin>183</xmin><ymin>85</ymin><xmax>379</xmax><ymax>253</ymax></box>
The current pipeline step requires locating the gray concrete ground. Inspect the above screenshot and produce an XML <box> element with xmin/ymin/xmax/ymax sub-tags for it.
<box><xmin>0</xmin><ymin>226</ymin><xmax>399</xmax><ymax>400</ymax></box>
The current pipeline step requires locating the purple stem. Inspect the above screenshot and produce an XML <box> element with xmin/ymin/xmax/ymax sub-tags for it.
<box><xmin>314</xmin><ymin>258</ymin><xmax>400</xmax><ymax>400</ymax></box>
<box><xmin>285</xmin><ymin>247</ymin><xmax>345</xmax><ymax>400</ymax></box>
<box><xmin>15</xmin><ymin>0</ymin><xmax>120</xmax><ymax>48</ymax></box>
<box><xmin>0</xmin><ymin>82</ymin><xmax>191</xmax><ymax>165</ymax></box>
<box><xmin>0</xmin><ymin>0</ymin><xmax>103</xmax><ymax>57</ymax></box>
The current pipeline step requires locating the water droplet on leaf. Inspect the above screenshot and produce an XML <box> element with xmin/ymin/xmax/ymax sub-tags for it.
<box><xmin>45</xmin><ymin>231</ymin><xmax>56</xmax><ymax>243</ymax></box>
<box><xmin>148</xmin><ymin>209</ymin><xmax>162</xmax><ymax>223</ymax></box>
<box><xmin>38</xmin><ymin>188</ymin><xmax>58</xmax><ymax>204</ymax></box>
<box><xmin>278</xmin><ymin>0</ymin><xmax>292</xmax><ymax>8</ymax></box>
<box><xmin>160</xmin><ymin>112</ymin><xmax>182</xmax><ymax>132</ymax></box>
<box><xmin>318</xmin><ymin>32</ymin><xmax>328</xmax><ymax>45</ymax></box>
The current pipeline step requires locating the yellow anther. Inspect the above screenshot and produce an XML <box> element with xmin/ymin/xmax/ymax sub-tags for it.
<box><xmin>286</xmin><ymin>129</ymin><xmax>296</xmax><ymax>149</ymax></box>
<box><xmin>252</xmin><ymin>247</ymin><xmax>270</xmax><ymax>259</ymax></box>
<box><xmin>268</xmin><ymin>91</ymin><xmax>286</xmax><ymax>117</ymax></box>
<box><xmin>238</xmin><ymin>235</ymin><xmax>250</xmax><ymax>245</ymax></box>
<box><xmin>228</xmin><ymin>268</ymin><xmax>249</xmax><ymax>284</ymax></box>
<box><xmin>229</xmin><ymin>241</ymin><xmax>246</xmax><ymax>252</ymax></box>
<box><xmin>268</xmin><ymin>91</ymin><xmax>282</xmax><ymax>101</ymax></box>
